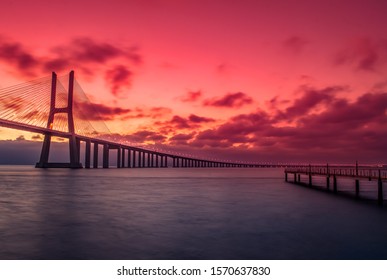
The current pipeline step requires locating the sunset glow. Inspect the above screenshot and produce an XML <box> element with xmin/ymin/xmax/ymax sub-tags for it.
<box><xmin>1</xmin><ymin>0</ymin><xmax>387</xmax><ymax>163</ymax></box>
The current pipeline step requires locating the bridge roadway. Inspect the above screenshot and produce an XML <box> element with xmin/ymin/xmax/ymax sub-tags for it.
<box><xmin>1</xmin><ymin>118</ymin><xmax>287</xmax><ymax>169</ymax></box>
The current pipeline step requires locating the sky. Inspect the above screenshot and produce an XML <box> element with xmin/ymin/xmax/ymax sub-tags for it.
<box><xmin>0</xmin><ymin>0</ymin><xmax>387</xmax><ymax>164</ymax></box>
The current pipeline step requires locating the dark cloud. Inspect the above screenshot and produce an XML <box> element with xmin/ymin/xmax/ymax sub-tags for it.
<box><xmin>333</xmin><ymin>38</ymin><xmax>387</xmax><ymax>72</ymax></box>
<box><xmin>16</xmin><ymin>135</ymin><xmax>25</xmax><ymax>141</ymax></box>
<box><xmin>282</xmin><ymin>36</ymin><xmax>309</xmax><ymax>54</ymax></box>
<box><xmin>123</xmin><ymin>130</ymin><xmax>167</xmax><ymax>144</ymax></box>
<box><xmin>105</xmin><ymin>65</ymin><xmax>133</xmax><ymax>96</ymax></box>
<box><xmin>180</xmin><ymin>90</ymin><xmax>202</xmax><ymax>102</ymax></box>
<box><xmin>155</xmin><ymin>113</ymin><xmax>215</xmax><ymax>131</ymax></box>
<box><xmin>203</xmin><ymin>92</ymin><xmax>253</xmax><ymax>108</ymax></box>
<box><xmin>32</xmin><ymin>134</ymin><xmax>42</xmax><ymax>140</ymax></box>
<box><xmin>0</xmin><ymin>35</ymin><xmax>142</xmax><ymax>96</ymax></box>
<box><xmin>0</xmin><ymin>37</ymin><xmax>39</xmax><ymax>77</ymax></box>
<box><xmin>188</xmin><ymin>114</ymin><xmax>214</xmax><ymax>123</ymax></box>
<box><xmin>74</xmin><ymin>101</ymin><xmax>131</xmax><ymax>121</ymax></box>
<box><xmin>275</xmin><ymin>86</ymin><xmax>346</xmax><ymax>121</ymax></box>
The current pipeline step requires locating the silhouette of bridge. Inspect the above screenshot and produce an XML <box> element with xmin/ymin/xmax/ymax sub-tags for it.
<box><xmin>0</xmin><ymin>71</ymin><xmax>281</xmax><ymax>169</ymax></box>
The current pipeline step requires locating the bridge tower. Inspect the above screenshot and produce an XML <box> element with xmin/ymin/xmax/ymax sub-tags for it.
<box><xmin>35</xmin><ymin>71</ymin><xmax>83</xmax><ymax>168</ymax></box>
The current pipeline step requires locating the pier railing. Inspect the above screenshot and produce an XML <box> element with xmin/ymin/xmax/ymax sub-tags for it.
<box><xmin>285</xmin><ymin>165</ymin><xmax>387</xmax><ymax>180</ymax></box>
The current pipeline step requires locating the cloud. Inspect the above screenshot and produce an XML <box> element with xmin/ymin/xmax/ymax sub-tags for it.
<box><xmin>180</xmin><ymin>90</ymin><xmax>202</xmax><ymax>102</ymax></box>
<box><xmin>0</xmin><ymin>35</ymin><xmax>142</xmax><ymax>96</ymax></box>
<box><xmin>121</xmin><ymin>106</ymin><xmax>172</xmax><ymax>120</ymax></box>
<box><xmin>0</xmin><ymin>37</ymin><xmax>39</xmax><ymax>77</ymax></box>
<box><xmin>203</xmin><ymin>92</ymin><xmax>253</xmax><ymax>108</ymax></box>
<box><xmin>155</xmin><ymin>113</ymin><xmax>215</xmax><ymax>131</ymax></box>
<box><xmin>123</xmin><ymin>130</ymin><xmax>167</xmax><ymax>144</ymax></box>
<box><xmin>16</xmin><ymin>135</ymin><xmax>25</xmax><ymax>141</ymax></box>
<box><xmin>105</xmin><ymin>65</ymin><xmax>133</xmax><ymax>96</ymax></box>
<box><xmin>282</xmin><ymin>36</ymin><xmax>309</xmax><ymax>54</ymax></box>
<box><xmin>333</xmin><ymin>38</ymin><xmax>387</xmax><ymax>72</ymax></box>
<box><xmin>275</xmin><ymin>85</ymin><xmax>346</xmax><ymax>121</ymax></box>
<box><xmin>74</xmin><ymin>101</ymin><xmax>131</xmax><ymax>121</ymax></box>
<box><xmin>188</xmin><ymin>114</ymin><xmax>215</xmax><ymax>123</ymax></box>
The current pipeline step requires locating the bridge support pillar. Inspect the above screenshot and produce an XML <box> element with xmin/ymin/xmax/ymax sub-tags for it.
<box><xmin>103</xmin><ymin>144</ymin><xmax>109</xmax><ymax>168</ymax></box>
<box><xmin>93</xmin><ymin>143</ymin><xmax>98</xmax><ymax>168</ymax></box>
<box><xmin>333</xmin><ymin>176</ymin><xmax>337</xmax><ymax>193</ymax></box>
<box><xmin>132</xmin><ymin>150</ymin><xmax>136</xmax><ymax>168</ymax></box>
<box><xmin>121</xmin><ymin>148</ymin><xmax>125</xmax><ymax>168</ymax></box>
<box><xmin>85</xmin><ymin>140</ymin><xmax>91</xmax><ymax>168</ymax></box>
<box><xmin>128</xmin><ymin>149</ymin><xmax>132</xmax><ymax>168</ymax></box>
<box><xmin>117</xmin><ymin>147</ymin><xmax>121</xmax><ymax>168</ymax></box>
<box><xmin>142</xmin><ymin>152</ymin><xmax>145</xmax><ymax>168</ymax></box>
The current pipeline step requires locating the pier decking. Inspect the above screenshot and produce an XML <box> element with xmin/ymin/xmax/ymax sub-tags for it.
<box><xmin>284</xmin><ymin>164</ymin><xmax>386</xmax><ymax>205</ymax></box>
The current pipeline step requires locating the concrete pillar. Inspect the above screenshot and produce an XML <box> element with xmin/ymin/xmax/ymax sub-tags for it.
<box><xmin>142</xmin><ymin>152</ymin><xmax>145</xmax><ymax>168</ymax></box>
<box><xmin>85</xmin><ymin>140</ymin><xmax>91</xmax><ymax>169</ymax></box>
<box><xmin>132</xmin><ymin>150</ymin><xmax>136</xmax><ymax>168</ymax></box>
<box><xmin>117</xmin><ymin>147</ymin><xmax>121</xmax><ymax>168</ymax></box>
<box><xmin>121</xmin><ymin>148</ymin><xmax>125</xmax><ymax>168</ymax></box>
<box><xmin>93</xmin><ymin>142</ymin><xmax>98</xmax><ymax>168</ymax></box>
<box><xmin>103</xmin><ymin>144</ymin><xmax>109</xmax><ymax>168</ymax></box>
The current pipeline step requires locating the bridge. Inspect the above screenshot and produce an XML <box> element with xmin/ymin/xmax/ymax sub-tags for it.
<box><xmin>0</xmin><ymin>71</ymin><xmax>283</xmax><ymax>169</ymax></box>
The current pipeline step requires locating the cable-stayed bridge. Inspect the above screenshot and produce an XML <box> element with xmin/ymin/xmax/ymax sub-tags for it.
<box><xmin>0</xmin><ymin>71</ymin><xmax>285</xmax><ymax>168</ymax></box>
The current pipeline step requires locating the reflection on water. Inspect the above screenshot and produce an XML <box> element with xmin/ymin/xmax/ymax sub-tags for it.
<box><xmin>0</xmin><ymin>166</ymin><xmax>386</xmax><ymax>259</ymax></box>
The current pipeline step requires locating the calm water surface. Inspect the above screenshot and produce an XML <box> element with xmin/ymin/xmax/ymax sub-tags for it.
<box><xmin>0</xmin><ymin>166</ymin><xmax>386</xmax><ymax>260</ymax></box>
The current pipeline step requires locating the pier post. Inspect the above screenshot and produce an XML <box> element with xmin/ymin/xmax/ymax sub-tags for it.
<box><xmin>308</xmin><ymin>164</ymin><xmax>312</xmax><ymax>186</ymax></box>
<box><xmin>378</xmin><ymin>170</ymin><xmax>383</xmax><ymax>206</ymax></box>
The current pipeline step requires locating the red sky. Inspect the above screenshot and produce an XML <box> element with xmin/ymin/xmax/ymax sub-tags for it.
<box><xmin>1</xmin><ymin>0</ymin><xmax>387</xmax><ymax>163</ymax></box>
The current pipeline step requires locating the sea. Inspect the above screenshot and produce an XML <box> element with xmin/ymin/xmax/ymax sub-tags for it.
<box><xmin>0</xmin><ymin>166</ymin><xmax>386</xmax><ymax>260</ymax></box>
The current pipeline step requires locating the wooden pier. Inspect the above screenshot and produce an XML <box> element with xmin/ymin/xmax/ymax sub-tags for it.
<box><xmin>284</xmin><ymin>164</ymin><xmax>387</xmax><ymax>205</ymax></box>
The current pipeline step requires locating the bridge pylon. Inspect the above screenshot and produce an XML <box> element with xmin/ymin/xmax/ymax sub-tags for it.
<box><xmin>35</xmin><ymin>71</ymin><xmax>83</xmax><ymax>168</ymax></box>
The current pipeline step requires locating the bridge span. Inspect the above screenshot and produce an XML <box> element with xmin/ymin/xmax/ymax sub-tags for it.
<box><xmin>0</xmin><ymin>71</ymin><xmax>287</xmax><ymax>169</ymax></box>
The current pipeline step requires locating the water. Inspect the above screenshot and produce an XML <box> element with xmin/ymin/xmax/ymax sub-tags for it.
<box><xmin>0</xmin><ymin>166</ymin><xmax>386</xmax><ymax>260</ymax></box>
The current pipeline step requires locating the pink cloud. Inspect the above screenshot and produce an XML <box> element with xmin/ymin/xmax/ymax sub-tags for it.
<box><xmin>333</xmin><ymin>38</ymin><xmax>387</xmax><ymax>72</ymax></box>
<box><xmin>203</xmin><ymin>92</ymin><xmax>253</xmax><ymax>108</ymax></box>
<box><xmin>180</xmin><ymin>90</ymin><xmax>202</xmax><ymax>102</ymax></box>
<box><xmin>282</xmin><ymin>36</ymin><xmax>309</xmax><ymax>54</ymax></box>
